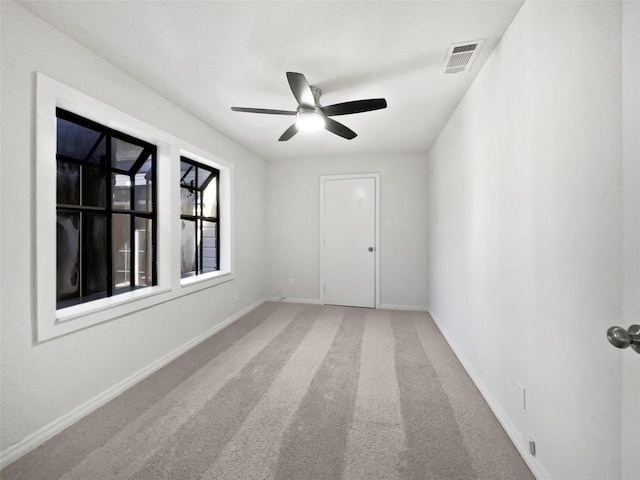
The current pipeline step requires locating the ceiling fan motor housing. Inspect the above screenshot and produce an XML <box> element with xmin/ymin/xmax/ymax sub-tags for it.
<box><xmin>296</xmin><ymin>86</ymin><xmax>324</xmax><ymax>131</ymax></box>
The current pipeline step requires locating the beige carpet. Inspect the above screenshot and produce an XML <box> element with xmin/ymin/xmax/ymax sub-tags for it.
<box><xmin>1</xmin><ymin>303</ymin><xmax>534</xmax><ymax>480</ymax></box>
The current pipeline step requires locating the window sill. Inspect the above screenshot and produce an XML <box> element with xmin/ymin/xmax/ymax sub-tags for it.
<box><xmin>180</xmin><ymin>270</ymin><xmax>233</xmax><ymax>292</ymax></box>
<box><xmin>56</xmin><ymin>286</ymin><xmax>171</xmax><ymax>324</ymax></box>
<box><xmin>43</xmin><ymin>271</ymin><xmax>233</xmax><ymax>342</ymax></box>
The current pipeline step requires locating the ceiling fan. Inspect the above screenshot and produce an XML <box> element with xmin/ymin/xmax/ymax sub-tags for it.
<box><xmin>231</xmin><ymin>72</ymin><xmax>387</xmax><ymax>141</ymax></box>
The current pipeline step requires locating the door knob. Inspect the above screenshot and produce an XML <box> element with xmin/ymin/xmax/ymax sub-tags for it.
<box><xmin>368</xmin><ymin>246</ymin><xmax>374</xmax><ymax>252</ymax></box>
<box><xmin>606</xmin><ymin>325</ymin><xmax>640</xmax><ymax>354</ymax></box>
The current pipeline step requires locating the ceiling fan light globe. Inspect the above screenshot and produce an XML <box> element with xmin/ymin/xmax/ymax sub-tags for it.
<box><xmin>296</xmin><ymin>111</ymin><xmax>325</xmax><ymax>132</ymax></box>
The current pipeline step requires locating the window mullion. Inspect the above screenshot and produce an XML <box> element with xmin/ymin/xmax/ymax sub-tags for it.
<box><xmin>196</xmin><ymin>167</ymin><xmax>202</xmax><ymax>274</ymax></box>
<box><xmin>105</xmin><ymin>135</ymin><xmax>113</xmax><ymax>297</ymax></box>
<box><xmin>80</xmin><ymin>163</ymin><xmax>87</xmax><ymax>296</ymax></box>
<box><xmin>58</xmin><ymin>204</ymin><xmax>107</xmax><ymax>213</ymax></box>
<box><xmin>80</xmin><ymin>211</ymin><xmax>87</xmax><ymax>298</ymax></box>
<box><xmin>216</xmin><ymin>174</ymin><xmax>220</xmax><ymax>270</ymax></box>
<box><xmin>130</xmin><ymin>173</ymin><xmax>136</xmax><ymax>289</ymax></box>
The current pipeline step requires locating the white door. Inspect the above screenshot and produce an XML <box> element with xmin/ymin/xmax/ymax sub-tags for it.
<box><xmin>321</xmin><ymin>174</ymin><xmax>378</xmax><ymax>308</ymax></box>
<box><xmin>621</xmin><ymin>2</ymin><xmax>639</xmax><ymax>478</ymax></box>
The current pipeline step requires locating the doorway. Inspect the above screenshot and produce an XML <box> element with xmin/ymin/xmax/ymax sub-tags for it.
<box><xmin>320</xmin><ymin>173</ymin><xmax>380</xmax><ymax>308</ymax></box>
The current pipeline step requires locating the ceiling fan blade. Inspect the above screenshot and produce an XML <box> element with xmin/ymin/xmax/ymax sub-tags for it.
<box><xmin>286</xmin><ymin>72</ymin><xmax>315</xmax><ymax>108</ymax></box>
<box><xmin>322</xmin><ymin>98</ymin><xmax>388</xmax><ymax>117</ymax></box>
<box><xmin>278</xmin><ymin>123</ymin><xmax>298</xmax><ymax>142</ymax></box>
<box><xmin>324</xmin><ymin>117</ymin><xmax>357</xmax><ymax>140</ymax></box>
<box><xmin>231</xmin><ymin>107</ymin><xmax>296</xmax><ymax>115</ymax></box>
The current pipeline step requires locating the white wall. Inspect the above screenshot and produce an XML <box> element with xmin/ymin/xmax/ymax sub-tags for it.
<box><xmin>267</xmin><ymin>154</ymin><xmax>428</xmax><ymax>309</ymax></box>
<box><xmin>0</xmin><ymin>1</ymin><xmax>267</xmax><ymax>458</ymax></box>
<box><xmin>427</xmin><ymin>2</ymin><xmax>623</xmax><ymax>479</ymax></box>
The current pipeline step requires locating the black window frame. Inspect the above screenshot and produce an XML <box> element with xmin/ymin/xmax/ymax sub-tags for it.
<box><xmin>55</xmin><ymin>108</ymin><xmax>158</xmax><ymax>309</ymax></box>
<box><xmin>179</xmin><ymin>156</ymin><xmax>220</xmax><ymax>278</ymax></box>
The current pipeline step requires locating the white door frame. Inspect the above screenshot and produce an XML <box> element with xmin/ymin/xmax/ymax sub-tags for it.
<box><xmin>320</xmin><ymin>173</ymin><xmax>381</xmax><ymax>308</ymax></box>
<box><xmin>621</xmin><ymin>2</ymin><xmax>639</xmax><ymax>477</ymax></box>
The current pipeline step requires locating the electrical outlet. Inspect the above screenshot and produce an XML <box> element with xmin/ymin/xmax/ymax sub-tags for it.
<box><xmin>288</xmin><ymin>278</ymin><xmax>294</xmax><ymax>287</ymax></box>
<box><xmin>516</xmin><ymin>382</ymin><xmax>526</xmax><ymax>410</ymax></box>
<box><xmin>528</xmin><ymin>437</ymin><xmax>536</xmax><ymax>456</ymax></box>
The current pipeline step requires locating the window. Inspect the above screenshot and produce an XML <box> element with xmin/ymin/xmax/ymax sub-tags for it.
<box><xmin>56</xmin><ymin>108</ymin><xmax>157</xmax><ymax>308</ymax></box>
<box><xmin>179</xmin><ymin>157</ymin><xmax>220</xmax><ymax>278</ymax></box>
<box><xmin>37</xmin><ymin>74</ymin><xmax>233</xmax><ymax>341</ymax></box>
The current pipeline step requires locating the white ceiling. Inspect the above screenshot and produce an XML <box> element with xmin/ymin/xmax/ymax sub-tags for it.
<box><xmin>21</xmin><ymin>0</ymin><xmax>524</xmax><ymax>161</ymax></box>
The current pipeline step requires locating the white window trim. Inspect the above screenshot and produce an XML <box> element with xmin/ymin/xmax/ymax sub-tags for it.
<box><xmin>36</xmin><ymin>73</ymin><xmax>233</xmax><ymax>342</ymax></box>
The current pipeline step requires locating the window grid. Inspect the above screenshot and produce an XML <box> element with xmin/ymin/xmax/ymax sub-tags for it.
<box><xmin>180</xmin><ymin>156</ymin><xmax>220</xmax><ymax>278</ymax></box>
<box><xmin>56</xmin><ymin>108</ymin><xmax>157</xmax><ymax>308</ymax></box>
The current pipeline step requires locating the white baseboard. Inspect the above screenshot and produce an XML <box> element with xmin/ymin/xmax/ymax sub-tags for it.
<box><xmin>429</xmin><ymin>313</ymin><xmax>553</xmax><ymax>480</ymax></box>
<box><xmin>0</xmin><ymin>297</ymin><xmax>267</xmax><ymax>470</ymax></box>
<box><xmin>378</xmin><ymin>303</ymin><xmax>429</xmax><ymax>312</ymax></box>
<box><xmin>266</xmin><ymin>296</ymin><xmax>322</xmax><ymax>305</ymax></box>
<box><xmin>266</xmin><ymin>298</ymin><xmax>428</xmax><ymax>312</ymax></box>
